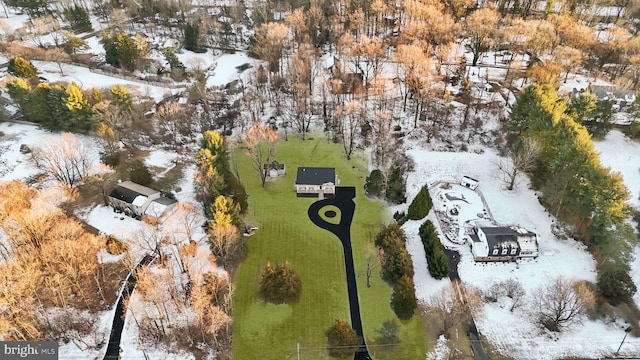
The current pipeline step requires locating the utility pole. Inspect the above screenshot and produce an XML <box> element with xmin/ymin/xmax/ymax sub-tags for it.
<box><xmin>614</xmin><ymin>326</ymin><xmax>632</xmax><ymax>357</ymax></box>
<box><xmin>297</xmin><ymin>342</ymin><xmax>300</xmax><ymax>360</ymax></box>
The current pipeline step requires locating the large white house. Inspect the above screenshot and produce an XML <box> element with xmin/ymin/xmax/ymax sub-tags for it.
<box><xmin>469</xmin><ymin>226</ymin><xmax>539</xmax><ymax>262</ymax></box>
<box><xmin>294</xmin><ymin>167</ymin><xmax>337</xmax><ymax>198</ymax></box>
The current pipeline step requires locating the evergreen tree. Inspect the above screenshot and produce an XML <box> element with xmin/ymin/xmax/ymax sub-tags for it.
<box><xmin>381</xmin><ymin>247</ymin><xmax>414</xmax><ymax>285</ymax></box>
<box><xmin>62</xmin><ymin>32</ymin><xmax>89</xmax><ymax>54</ymax></box>
<box><xmin>162</xmin><ymin>47</ymin><xmax>185</xmax><ymax>72</ymax></box>
<box><xmin>376</xmin><ymin>319</ymin><xmax>401</xmax><ymax>346</ymax></box>
<box><xmin>5</xmin><ymin>78</ymin><xmax>32</xmax><ymax>121</ymax></box>
<box><xmin>100</xmin><ymin>32</ymin><xmax>143</xmax><ymax>71</ymax></box>
<box><xmin>64</xmin><ymin>82</ymin><xmax>93</xmax><ymax>132</ymax></box>
<box><xmin>8</xmin><ymin>57</ymin><xmax>37</xmax><ymax>78</ymax></box>
<box><xmin>374</xmin><ymin>223</ymin><xmax>406</xmax><ymax>250</ymax></box>
<box><xmin>566</xmin><ymin>92</ymin><xmax>613</xmax><ymax>139</ymax></box>
<box><xmin>597</xmin><ymin>265</ymin><xmax>638</xmax><ymax>302</ymax></box>
<box><xmin>184</xmin><ymin>22</ymin><xmax>204</xmax><ymax>53</ymax></box>
<box><xmin>390</xmin><ymin>276</ymin><xmax>417</xmax><ymax>320</ymax></box>
<box><xmin>407</xmin><ymin>185</ymin><xmax>433</xmax><ymax>220</ymax></box>
<box><xmin>385</xmin><ymin>166</ymin><xmax>406</xmax><ymax>204</ymax></box>
<box><xmin>110</xmin><ymin>84</ymin><xmax>132</xmax><ymax>109</ymax></box>
<box><xmin>364</xmin><ymin>169</ymin><xmax>385</xmax><ymax>198</ymax></box>
<box><xmin>325</xmin><ymin>319</ymin><xmax>359</xmax><ymax>358</ymax></box>
<box><xmin>63</xmin><ymin>5</ymin><xmax>93</xmax><ymax>33</ymax></box>
<box><xmin>126</xmin><ymin>159</ymin><xmax>153</xmax><ymax>186</ymax></box>
<box><xmin>258</xmin><ymin>261</ymin><xmax>302</xmax><ymax>304</ymax></box>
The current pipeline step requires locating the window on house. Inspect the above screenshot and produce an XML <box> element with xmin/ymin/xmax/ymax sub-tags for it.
<box><xmin>492</xmin><ymin>249</ymin><xmax>499</xmax><ymax>255</ymax></box>
<box><xmin>501</xmin><ymin>248</ymin><xmax>507</xmax><ymax>255</ymax></box>
<box><xmin>510</xmin><ymin>248</ymin><xmax>517</xmax><ymax>255</ymax></box>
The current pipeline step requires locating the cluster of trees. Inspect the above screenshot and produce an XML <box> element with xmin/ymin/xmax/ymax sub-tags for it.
<box><xmin>194</xmin><ymin>130</ymin><xmax>248</xmax><ymax>270</ymax></box>
<box><xmin>6</xmin><ymin>76</ymin><xmax>133</xmax><ymax>134</ymax></box>
<box><xmin>258</xmin><ymin>261</ymin><xmax>302</xmax><ymax>304</ymax></box>
<box><xmin>364</xmin><ymin>167</ymin><xmax>407</xmax><ymax>204</ymax></box>
<box><xmin>374</xmin><ymin>223</ymin><xmax>417</xmax><ymax>319</ymax></box>
<box><xmin>509</xmin><ymin>84</ymin><xmax>637</xmax><ymax>302</ymax></box>
<box><xmin>100</xmin><ymin>31</ymin><xmax>149</xmax><ymax>72</ymax></box>
<box><xmin>418</xmin><ymin>220</ymin><xmax>450</xmax><ymax>279</ymax></box>
<box><xmin>0</xmin><ymin>181</ymin><xmax>126</xmax><ymax>341</ymax></box>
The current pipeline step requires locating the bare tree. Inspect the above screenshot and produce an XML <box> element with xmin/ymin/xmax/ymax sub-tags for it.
<box><xmin>498</xmin><ymin>137</ymin><xmax>540</xmax><ymax>191</ymax></box>
<box><xmin>208</xmin><ymin>222</ymin><xmax>242</xmax><ymax>270</ymax></box>
<box><xmin>335</xmin><ymin>100</ymin><xmax>364</xmax><ymax>160</ymax></box>
<box><xmin>423</xmin><ymin>281</ymin><xmax>483</xmax><ymax>337</ymax></box>
<box><xmin>243</xmin><ymin>121</ymin><xmax>277</xmax><ymax>187</ymax></box>
<box><xmin>31</xmin><ymin>133</ymin><xmax>93</xmax><ymax>188</ymax></box>
<box><xmin>534</xmin><ymin>277</ymin><xmax>595</xmax><ymax>332</ymax></box>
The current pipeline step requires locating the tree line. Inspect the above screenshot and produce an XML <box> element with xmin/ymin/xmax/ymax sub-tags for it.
<box><xmin>508</xmin><ymin>83</ymin><xmax>637</xmax><ymax>302</ymax></box>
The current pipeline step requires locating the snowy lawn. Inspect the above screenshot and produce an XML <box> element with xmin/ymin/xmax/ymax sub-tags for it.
<box><xmin>402</xmin><ymin>148</ymin><xmax>640</xmax><ymax>360</ymax></box>
<box><xmin>231</xmin><ymin>135</ymin><xmax>426</xmax><ymax>360</ymax></box>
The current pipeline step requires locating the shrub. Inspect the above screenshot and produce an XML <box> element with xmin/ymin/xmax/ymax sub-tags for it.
<box><xmin>325</xmin><ymin>319</ymin><xmax>359</xmax><ymax>358</ymax></box>
<box><xmin>8</xmin><ymin>57</ymin><xmax>37</xmax><ymax>78</ymax></box>
<box><xmin>258</xmin><ymin>261</ymin><xmax>302</xmax><ymax>304</ymax></box>
<box><xmin>407</xmin><ymin>185</ymin><xmax>432</xmax><ymax>220</ymax></box>
<box><xmin>364</xmin><ymin>169</ymin><xmax>385</xmax><ymax>198</ymax></box>
<box><xmin>105</xmin><ymin>236</ymin><xmax>128</xmax><ymax>255</ymax></box>
<box><xmin>391</xmin><ymin>276</ymin><xmax>417</xmax><ymax>320</ymax></box>
<box><xmin>376</xmin><ymin>319</ymin><xmax>401</xmax><ymax>346</ymax></box>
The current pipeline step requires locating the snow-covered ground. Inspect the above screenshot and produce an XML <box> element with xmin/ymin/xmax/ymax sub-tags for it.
<box><xmin>402</xmin><ymin>144</ymin><xmax>640</xmax><ymax>359</ymax></box>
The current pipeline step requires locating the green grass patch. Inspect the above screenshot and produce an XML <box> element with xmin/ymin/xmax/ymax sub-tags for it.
<box><xmin>232</xmin><ymin>135</ymin><xmax>426</xmax><ymax>360</ymax></box>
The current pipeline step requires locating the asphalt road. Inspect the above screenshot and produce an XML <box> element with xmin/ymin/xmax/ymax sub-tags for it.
<box><xmin>445</xmin><ymin>248</ymin><xmax>491</xmax><ymax>360</ymax></box>
<box><xmin>103</xmin><ymin>253</ymin><xmax>156</xmax><ymax>360</ymax></box>
<box><xmin>308</xmin><ymin>187</ymin><xmax>372</xmax><ymax>360</ymax></box>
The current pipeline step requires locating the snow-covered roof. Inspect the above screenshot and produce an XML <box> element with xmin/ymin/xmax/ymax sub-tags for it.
<box><xmin>132</xmin><ymin>195</ymin><xmax>148</xmax><ymax>207</ymax></box>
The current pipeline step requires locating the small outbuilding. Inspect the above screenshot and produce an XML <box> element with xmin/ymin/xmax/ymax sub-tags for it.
<box><xmin>294</xmin><ymin>167</ymin><xmax>337</xmax><ymax>198</ymax></box>
<box><xmin>460</xmin><ymin>176</ymin><xmax>479</xmax><ymax>190</ymax></box>
<box><xmin>264</xmin><ymin>161</ymin><xmax>286</xmax><ymax>178</ymax></box>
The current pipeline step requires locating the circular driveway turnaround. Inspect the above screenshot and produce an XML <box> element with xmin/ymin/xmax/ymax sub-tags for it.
<box><xmin>308</xmin><ymin>187</ymin><xmax>372</xmax><ymax>360</ymax></box>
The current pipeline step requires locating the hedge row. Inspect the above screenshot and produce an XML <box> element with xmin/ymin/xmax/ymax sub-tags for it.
<box><xmin>418</xmin><ymin>220</ymin><xmax>450</xmax><ymax>280</ymax></box>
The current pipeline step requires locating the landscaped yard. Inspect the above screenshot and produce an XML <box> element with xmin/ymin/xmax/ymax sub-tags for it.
<box><xmin>231</xmin><ymin>135</ymin><xmax>426</xmax><ymax>360</ymax></box>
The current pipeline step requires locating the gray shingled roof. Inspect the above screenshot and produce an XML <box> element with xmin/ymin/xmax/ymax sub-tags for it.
<box><xmin>295</xmin><ymin>167</ymin><xmax>335</xmax><ymax>185</ymax></box>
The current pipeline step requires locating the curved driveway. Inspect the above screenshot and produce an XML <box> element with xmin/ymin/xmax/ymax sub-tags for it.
<box><xmin>308</xmin><ymin>187</ymin><xmax>372</xmax><ymax>360</ymax></box>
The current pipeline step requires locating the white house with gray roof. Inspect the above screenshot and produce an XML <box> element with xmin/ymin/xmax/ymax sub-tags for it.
<box><xmin>294</xmin><ymin>167</ymin><xmax>337</xmax><ymax>198</ymax></box>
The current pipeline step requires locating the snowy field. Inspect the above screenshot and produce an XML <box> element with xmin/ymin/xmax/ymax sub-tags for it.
<box><xmin>400</xmin><ymin>145</ymin><xmax>640</xmax><ymax>359</ymax></box>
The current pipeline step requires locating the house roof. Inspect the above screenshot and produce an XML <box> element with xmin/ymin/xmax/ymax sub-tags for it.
<box><xmin>264</xmin><ymin>161</ymin><xmax>285</xmax><ymax>170</ymax></box>
<box><xmin>108</xmin><ymin>181</ymin><xmax>159</xmax><ymax>204</ymax></box>
<box><xmin>295</xmin><ymin>167</ymin><xmax>335</xmax><ymax>185</ymax></box>
<box><xmin>479</xmin><ymin>227</ymin><xmax>535</xmax><ymax>249</ymax></box>
<box><xmin>146</xmin><ymin>197</ymin><xmax>178</xmax><ymax>217</ymax></box>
